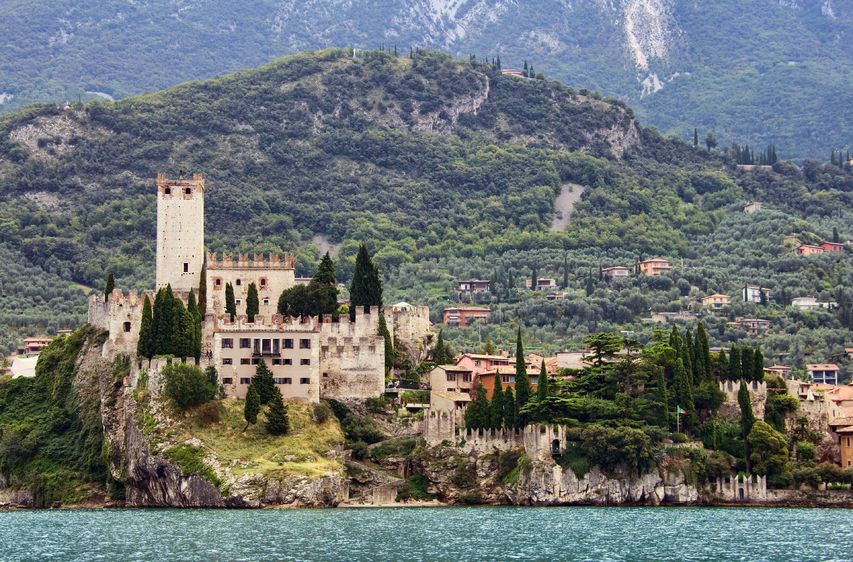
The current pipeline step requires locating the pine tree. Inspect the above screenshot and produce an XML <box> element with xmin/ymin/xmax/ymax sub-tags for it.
<box><xmin>137</xmin><ymin>295</ymin><xmax>154</xmax><ymax>360</ymax></box>
<box><xmin>349</xmin><ymin>243</ymin><xmax>382</xmax><ymax>319</ymax></box>
<box><xmin>514</xmin><ymin>328</ymin><xmax>530</xmax><ymax>426</ymax></box>
<box><xmin>378</xmin><ymin>313</ymin><xmax>394</xmax><ymax>374</ymax></box>
<box><xmin>253</xmin><ymin>359</ymin><xmax>277</xmax><ymax>405</ymax></box>
<box><xmin>265</xmin><ymin>390</ymin><xmax>289</xmax><ymax>436</ymax></box>
<box><xmin>491</xmin><ymin>373</ymin><xmax>505</xmax><ymax>429</ymax></box>
<box><xmin>465</xmin><ymin>382</ymin><xmax>489</xmax><ymax>430</ymax></box>
<box><xmin>104</xmin><ymin>272</ymin><xmax>115</xmax><ymax>301</ymax></box>
<box><xmin>537</xmin><ymin>359</ymin><xmax>548</xmax><ymax>401</ymax></box>
<box><xmin>728</xmin><ymin>346</ymin><xmax>742</xmax><ymax>381</ymax></box>
<box><xmin>225</xmin><ymin>282</ymin><xmax>236</xmax><ymax>322</ymax></box>
<box><xmin>314</xmin><ymin>252</ymin><xmax>336</xmax><ymax>284</ymax></box>
<box><xmin>738</xmin><ymin>381</ymin><xmax>756</xmax><ymax>472</ymax></box>
<box><xmin>246</xmin><ymin>282</ymin><xmax>259</xmax><ymax>323</ymax></box>
<box><xmin>503</xmin><ymin>386</ymin><xmax>516</xmax><ymax>430</ymax></box>
<box><xmin>244</xmin><ymin>384</ymin><xmax>260</xmax><ymax>431</ymax></box>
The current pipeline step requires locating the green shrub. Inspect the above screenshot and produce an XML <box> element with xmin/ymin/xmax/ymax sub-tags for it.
<box><xmin>162</xmin><ymin>363</ymin><xmax>215</xmax><ymax>410</ymax></box>
<box><xmin>796</xmin><ymin>441</ymin><xmax>817</xmax><ymax>462</ymax></box>
<box><xmin>164</xmin><ymin>444</ymin><xmax>220</xmax><ymax>487</ymax></box>
<box><xmin>350</xmin><ymin>440</ymin><xmax>369</xmax><ymax>460</ymax></box>
<box><xmin>396</xmin><ymin>474</ymin><xmax>434</xmax><ymax>502</ymax></box>
<box><xmin>816</xmin><ymin>462</ymin><xmax>844</xmax><ymax>484</ymax></box>
<box><xmin>312</xmin><ymin>401</ymin><xmax>333</xmax><ymax>424</ymax></box>
<box><xmin>370</xmin><ymin>437</ymin><xmax>421</xmax><ymax>461</ymax></box>
<box><xmin>450</xmin><ymin>463</ymin><xmax>476</xmax><ymax>489</ymax></box>
<box><xmin>670</xmin><ymin>432</ymin><xmax>689</xmax><ymax>444</ymax></box>
<box><xmin>792</xmin><ymin>465</ymin><xmax>820</xmax><ymax>488</ymax></box>
<box><xmin>365</xmin><ymin>396</ymin><xmax>389</xmax><ymax>413</ymax></box>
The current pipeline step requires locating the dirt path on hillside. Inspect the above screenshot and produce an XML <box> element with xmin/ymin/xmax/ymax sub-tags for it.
<box><xmin>551</xmin><ymin>183</ymin><xmax>586</xmax><ymax>232</ymax></box>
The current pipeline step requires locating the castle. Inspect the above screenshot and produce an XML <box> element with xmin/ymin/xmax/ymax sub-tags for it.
<box><xmin>89</xmin><ymin>173</ymin><xmax>432</xmax><ymax>402</ymax></box>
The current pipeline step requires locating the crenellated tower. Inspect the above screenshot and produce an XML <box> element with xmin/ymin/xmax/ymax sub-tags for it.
<box><xmin>155</xmin><ymin>172</ymin><xmax>205</xmax><ymax>293</ymax></box>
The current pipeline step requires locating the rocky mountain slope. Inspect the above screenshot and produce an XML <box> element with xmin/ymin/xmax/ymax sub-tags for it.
<box><xmin>0</xmin><ymin>0</ymin><xmax>850</xmax><ymax>157</ymax></box>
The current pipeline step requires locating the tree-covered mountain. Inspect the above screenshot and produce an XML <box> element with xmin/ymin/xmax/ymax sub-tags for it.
<box><xmin>0</xmin><ymin>49</ymin><xmax>851</xmax><ymax>373</ymax></box>
<box><xmin>0</xmin><ymin>1</ymin><xmax>850</xmax><ymax>158</ymax></box>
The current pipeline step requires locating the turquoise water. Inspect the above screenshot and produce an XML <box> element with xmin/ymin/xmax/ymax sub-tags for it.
<box><xmin>1</xmin><ymin>506</ymin><xmax>851</xmax><ymax>561</ymax></box>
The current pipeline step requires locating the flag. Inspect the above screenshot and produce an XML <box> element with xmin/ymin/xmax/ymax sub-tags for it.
<box><xmin>676</xmin><ymin>405</ymin><xmax>684</xmax><ymax>416</ymax></box>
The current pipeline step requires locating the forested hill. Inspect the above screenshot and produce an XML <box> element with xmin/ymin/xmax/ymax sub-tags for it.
<box><xmin>0</xmin><ymin>1</ymin><xmax>850</xmax><ymax>158</ymax></box>
<box><xmin>0</xmin><ymin>49</ymin><xmax>851</xmax><ymax>366</ymax></box>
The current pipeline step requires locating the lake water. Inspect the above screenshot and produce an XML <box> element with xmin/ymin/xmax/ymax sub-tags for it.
<box><xmin>1</xmin><ymin>506</ymin><xmax>851</xmax><ymax>561</ymax></box>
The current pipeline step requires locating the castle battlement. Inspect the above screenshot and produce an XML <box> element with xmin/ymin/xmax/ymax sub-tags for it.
<box><xmin>207</xmin><ymin>252</ymin><xmax>295</xmax><ymax>270</ymax></box>
<box><xmin>156</xmin><ymin>172</ymin><xmax>205</xmax><ymax>193</ymax></box>
<box><xmin>214</xmin><ymin>314</ymin><xmax>320</xmax><ymax>332</ymax></box>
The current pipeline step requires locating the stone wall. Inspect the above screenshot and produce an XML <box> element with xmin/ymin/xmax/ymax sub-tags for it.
<box><xmin>384</xmin><ymin>304</ymin><xmax>432</xmax><ymax>362</ymax></box>
<box><xmin>319</xmin><ymin>307</ymin><xmax>385</xmax><ymax>400</ymax></box>
<box><xmin>206</xmin><ymin>252</ymin><xmax>296</xmax><ymax>320</ymax></box>
<box><xmin>88</xmin><ymin>289</ymin><xmax>153</xmax><ymax>358</ymax></box>
<box><xmin>718</xmin><ymin>380</ymin><xmax>767</xmax><ymax>420</ymax></box>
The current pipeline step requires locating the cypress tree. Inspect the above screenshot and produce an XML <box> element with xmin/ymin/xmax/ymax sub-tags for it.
<box><xmin>753</xmin><ymin>349</ymin><xmax>765</xmax><ymax>382</ymax></box>
<box><xmin>246</xmin><ymin>282</ymin><xmax>259</xmax><ymax>323</ymax></box>
<box><xmin>562</xmin><ymin>253</ymin><xmax>569</xmax><ymax>290</ymax></box>
<box><xmin>683</xmin><ymin>329</ymin><xmax>695</xmax><ymax>384</ymax></box>
<box><xmin>696</xmin><ymin>323</ymin><xmax>711</xmax><ymax>381</ymax></box>
<box><xmin>137</xmin><ymin>295</ymin><xmax>154</xmax><ymax>360</ymax></box>
<box><xmin>530</xmin><ymin>267</ymin><xmax>538</xmax><ymax>291</ymax></box>
<box><xmin>738</xmin><ymin>381</ymin><xmax>755</xmax><ymax>472</ymax></box>
<box><xmin>537</xmin><ymin>359</ymin><xmax>549</xmax><ymax>401</ymax></box>
<box><xmin>465</xmin><ymin>382</ymin><xmax>489</xmax><ymax>430</ymax></box>
<box><xmin>198</xmin><ymin>260</ymin><xmax>207</xmax><ymax>316</ymax></box>
<box><xmin>349</xmin><ymin>243</ymin><xmax>382</xmax><ymax>319</ymax></box>
<box><xmin>728</xmin><ymin>346</ymin><xmax>742</xmax><ymax>381</ymax></box>
<box><xmin>514</xmin><ymin>328</ymin><xmax>530</xmax><ymax>426</ymax></box>
<box><xmin>104</xmin><ymin>272</ymin><xmax>115</xmax><ymax>301</ymax></box>
<box><xmin>253</xmin><ymin>359</ymin><xmax>277</xmax><ymax>405</ymax></box>
<box><xmin>433</xmin><ymin>330</ymin><xmax>448</xmax><ymax>364</ymax></box>
<box><xmin>654</xmin><ymin>369</ymin><xmax>670</xmax><ymax>429</ymax></box>
<box><xmin>693</xmin><ymin>128</ymin><xmax>698</xmax><ymax>147</ymax></box>
<box><xmin>378</xmin><ymin>313</ymin><xmax>394</xmax><ymax>374</ymax></box>
<box><xmin>153</xmin><ymin>286</ymin><xmax>175</xmax><ymax>356</ymax></box>
<box><xmin>244</xmin><ymin>384</ymin><xmax>260</xmax><ymax>431</ymax></box>
<box><xmin>170</xmin><ymin>297</ymin><xmax>192</xmax><ymax>359</ymax></box>
<box><xmin>265</xmin><ymin>390</ymin><xmax>289</xmax><ymax>436</ymax></box>
<box><xmin>503</xmin><ymin>386</ymin><xmax>516</xmax><ymax>430</ymax></box>
<box><xmin>187</xmin><ymin>289</ymin><xmax>202</xmax><ymax>362</ymax></box>
<box><xmin>717</xmin><ymin>349</ymin><xmax>728</xmax><ymax>380</ymax></box>
<box><xmin>741</xmin><ymin>347</ymin><xmax>754</xmax><ymax>382</ymax></box>
<box><xmin>673</xmin><ymin>358</ymin><xmax>696</xmax><ymax>432</ymax></box>
<box><xmin>491</xmin><ymin>373</ymin><xmax>505</xmax><ymax>429</ymax></box>
<box><xmin>225</xmin><ymin>282</ymin><xmax>236</xmax><ymax>322</ymax></box>
<box><xmin>833</xmin><ymin>227</ymin><xmax>840</xmax><ymax>243</ymax></box>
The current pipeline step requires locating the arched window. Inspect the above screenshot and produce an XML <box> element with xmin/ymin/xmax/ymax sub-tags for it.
<box><xmin>164</xmin><ymin>187</ymin><xmax>172</xmax><ymax>195</ymax></box>
<box><xmin>123</xmin><ymin>321</ymin><xmax>132</xmax><ymax>333</ymax></box>
<box><xmin>184</xmin><ymin>187</ymin><xmax>192</xmax><ymax>195</ymax></box>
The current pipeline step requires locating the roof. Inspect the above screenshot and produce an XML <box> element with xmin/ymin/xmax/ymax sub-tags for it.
<box><xmin>806</xmin><ymin>364</ymin><xmax>840</xmax><ymax>371</ymax></box>
<box><xmin>766</xmin><ymin>364</ymin><xmax>791</xmax><ymax>371</ymax></box>
<box><xmin>457</xmin><ymin>279</ymin><xmax>491</xmax><ymax>283</ymax></box>
<box><xmin>825</xmin><ymin>386</ymin><xmax>853</xmax><ymax>402</ymax></box>
<box><xmin>480</xmin><ymin>366</ymin><xmax>517</xmax><ymax>376</ymax></box>
<box><xmin>829</xmin><ymin>417</ymin><xmax>853</xmax><ymax>427</ymax></box>
<box><xmin>459</xmin><ymin>353</ymin><xmax>510</xmax><ymax>361</ymax></box>
<box><xmin>435</xmin><ymin>364</ymin><xmax>473</xmax><ymax>373</ymax></box>
<box><xmin>639</xmin><ymin>258</ymin><xmax>670</xmax><ymax>264</ymax></box>
<box><xmin>444</xmin><ymin>307</ymin><xmax>491</xmax><ymax>312</ymax></box>
<box><xmin>836</xmin><ymin>426</ymin><xmax>853</xmax><ymax>434</ymax></box>
<box><xmin>797</xmin><ymin>243</ymin><xmax>822</xmax><ymax>249</ymax></box>
<box><xmin>431</xmin><ymin>390</ymin><xmax>472</xmax><ymax>403</ymax></box>
<box><xmin>702</xmin><ymin>293</ymin><xmax>730</xmax><ymax>300</ymax></box>
<box><xmin>602</xmin><ymin>265</ymin><xmax>630</xmax><ymax>271</ymax></box>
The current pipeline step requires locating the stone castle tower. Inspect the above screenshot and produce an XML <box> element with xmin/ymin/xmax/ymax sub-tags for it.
<box><xmin>155</xmin><ymin>172</ymin><xmax>205</xmax><ymax>292</ymax></box>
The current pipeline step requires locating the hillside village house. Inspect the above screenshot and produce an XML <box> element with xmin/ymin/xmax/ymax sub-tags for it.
<box><xmin>456</xmin><ymin>279</ymin><xmax>492</xmax><ymax>293</ymax></box>
<box><xmin>807</xmin><ymin>364</ymin><xmax>841</xmax><ymax>385</ymax></box>
<box><xmin>455</xmin><ymin>352</ymin><xmax>511</xmax><ymax>376</ymax></box>
<box><xmin>820</xmin><ymin>242</ymin><xmax>844</xmax><ymax>253</ymax></box>
<box><xmin>16</xmin><ymin>337</ymin><xmax>53</xmax><ymax>355</ymax></box>
<box><xmin>526</xmin><ymin>278</ymin><xmax>558</xmax><ymax>290</ymax></box>
<box><xmin>601</xmin><ymin>266</ymin><xmax>631</xmax><ymax>280</ymax></box>
<box><xmin>701</xmin><ymin>294</ymin><xmax>731</xmax><ymax>310</ymax></box>
<box><xmin>729</xmin><ymin>318</ymin><xmax>770</xmax><ymax>335</ymax></box>
<box><xmin>764</xmin><ymin>365</ymin><xmax>792</xmax><ymax>379</ymax></box>
<box><xmin>637</xmin><ymin>258</ymin><xmax>672</xmax><ymax>277</ymax></box>
<box><xmin>428</xmin><ymin>365</ymin><xmax>474</xmax><ymax>412</ymax></box>
<box><xmin>847</xmin><ymin>347</ymin><xmax>853</xmax><ymax>360</ymax></box>
<box><xmin>791</xmin><ymin>296</ymin><xmax>838</xmax><ymax>310</ymax></box>
<box><xmin>795</xmin><ymin>244</ymin><xmax>824</xmax><ymax>256</ymax></box>
<box><xmin>442</xmin><ymin>306</ymin><xmax>490</xmax><ymax>327</ymax></box>
<box><xmin>742</xmin><ymin>285</ymin><xmax>771</xmax><ymax>304</ymax></box>
<box><xmin>743</xmin><ymin>202</ymin><xmax>764</xmax><ymax>214</ymax></box>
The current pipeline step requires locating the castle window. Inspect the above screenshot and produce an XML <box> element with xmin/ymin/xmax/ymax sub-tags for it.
<box><xmin>300</xmin><ymin>378</ymin><xmax>310</xmax><ymax>384</ymax></box>
<box><xmin>235</xmin><ymin>299</ymin><xmax>241</xmax><ymax>306</ymax></box>
<box><xmin>240</xmin><ymin>358</ymin><xmax>250</xmax><ymax>365</ymax></box>
<box><xmin>273</xmin><ymin>378</ymin><xmax>287</xmax><ymax>384</ymax></box>
<box><xmin>236</xmin><ymin>279</ymin><xmax>242</xmax><ymax>286</ymax></box>
<box><xmin>283</xmin><ymin>378</ymin><xmax>292</xmax><ymax>384</ymax></box>
<box><xmin>222</xmin><ymin>377</ymin><xmax>233</xmax><ymax>385</ymax></box>
<box><xmin>221</xmin><ymin>338</ymin><xmax>233</xmax><ymax>349</ymax></box>
<box><xmin>283</xmin><ymin>359</ymin><xmax>292</xmax><ymax>366</ymax></box>
<box><xmin>239</xmin><ymin>338</ymin><xmax>251</xmax><ymax>348</ymax></box>
<box><xmin>263</xmin><ymin>298</ymin><xmax>269</xmax><ymax>306</ymax></box>
<box><xmin>299</xmin><ymin>339</ymin><xmax>311</xmax><ymax>349</ymax></box>
<box><xmin>214</xmin><ymin>278</ymin><xmax>222</xmax><ymax>288</ymax></box>
<box><xmin>164</xmin><ymin>187</ymin><xmax>172</xmax><ymax>195</ymax></box>
<box><xmin>123</xmin><ymin>322</ymin><xmax>132</xmax><ymax>333</ymax></box>
<box><xmin>222</xmin><ymin>358</ymin><xmax>232</xmax><ymax>365</ymax></box>
<box><xmin>300</xmin><ymin>358</ymin><xmax>310</xmax><ymax>366</ymax></box>
<box><xmin>184</xmin><ymin>188</ymin><xmax>191</xmax><ymax>195</ymax></box>
<box><xmin>239</xmin><ymin>377</ymin><xmax>251</xmax><ymax>385</ymax></box>
<box><xmin>260</xmin><ymin>278</ymin><xmax>267</xmax><ymax>288</ymax></box>
<box><xmin>283</xmin><ymin>338</ymin><xmax>293</xmax><ymax>349</ymax></box>
<box><xmin>183</xmin><ymin>262</ymin><xmax>189</xmax><ymax>273</ymax></box>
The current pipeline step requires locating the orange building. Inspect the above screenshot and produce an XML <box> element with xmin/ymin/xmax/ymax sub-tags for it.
<box><xmin>442</xmin><ymin>307</ymin><xmax>490</xmax><ymax>327</ymax></box>
<box><xmin>820</xmin><ymin>242</ymin><xmax>845</xmax><ymax>253</ymax></box>
<box><xmin>795</xmin><ymin>244</ymin><xmax>824</xmax><ymax>256</ymax></box>
<box><xmin>474</xmin><ymin>366</ymin><xmax>540</xmax><ymax>400</ymax></box>
<box><xmin>455</xmin><ymin>353</ymin><xmax>511</xmax><ymax>376</ymax></box>
<box><xmin>637</xmin><ymin>258</ymin><xmax>672</xmax><ymax>277</ymax></box>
